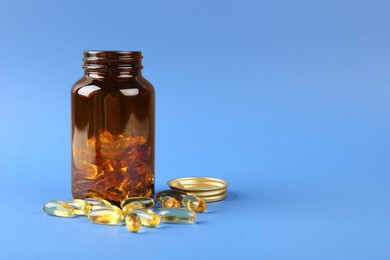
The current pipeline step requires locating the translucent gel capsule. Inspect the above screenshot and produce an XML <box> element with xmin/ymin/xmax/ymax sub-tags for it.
<box><xmin>161</xmin><ymin>196</ymin><xmax>180</xmax><ymax>208</ymax></box>
<box><xmin>85</xmin><ymin>198</ymin><xmax>111</xmax><ymax>206</ymax></box>
<box><xmin>122</xmin><ymin>201</ymin><xmax>144</xmax><ymax>216</ymax></box>
<box><xmin>43</xmin><ymin>200</ymin><xmax>74</xmax><ymax>217</ymax></box>
<box><xmin>155</xmin><ymin>190</ymin><xmax>187</xmax><ymax>203</ymax></box>
<box><xmin>133</xmin><ymin>209</ymin><xmax>160</xmax><ymax>227</ymax></box>
<box><xmin>182</xmin><ymin>195</ymin><xmax>207</xmax><ymax>212</ymax></box>
<box><xmin>159</xmin><ymin>208</ymin><xmax>196</xmax><ymax>224</ymax></box>
<box><xmin>125</xmin><ymin>213</ymin><xmax>142</xmax><ymax>233</ymax></box>
<box><xmin>88</xmin><ymin>205</ymin><xmax>123</xmax><ymax>225</ymax></box>
<box><xmin>66</xmin><ymin>199</ymin><xmax>92</xmax><ymax>215</ymax></box>
<box><xmin>120</xmin><ymin>197</ymin><xmax>155</xmax><ymax>209</ymax></box>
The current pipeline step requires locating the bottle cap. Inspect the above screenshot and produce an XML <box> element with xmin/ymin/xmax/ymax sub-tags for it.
<box><xmin>168</xmin><ymin>177</ymin><xmax>228</xmax><ymax>202</ymax></box>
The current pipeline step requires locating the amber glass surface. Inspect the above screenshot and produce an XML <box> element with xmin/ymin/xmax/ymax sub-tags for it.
<box><xmin>71</xmin><ymin>51</ymin><xmax>155</xmax><ymax>203</ymax></box>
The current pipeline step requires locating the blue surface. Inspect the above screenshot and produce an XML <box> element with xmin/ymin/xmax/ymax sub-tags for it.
<box><xmin>0</xmin><ymin>0</ymin><xmax>389</xmax><ymax>259</ymax></box>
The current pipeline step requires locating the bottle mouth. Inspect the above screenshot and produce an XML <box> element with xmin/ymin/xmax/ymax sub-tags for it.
<box><xmin>83</xmin><ymin>50</ymin><xmax>143</xmax><ymax>70</ymax></box>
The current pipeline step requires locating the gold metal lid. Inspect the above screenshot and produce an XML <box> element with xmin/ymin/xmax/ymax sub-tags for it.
<box><xmin>182</xmin><ymin>188</ymin><xmax>226</xmax><ymax>197</ymax></box>
<box><xmin>168</xmin><ymin>177</ymin><xmax>228</xmax><ymax>202</ymax></box>
<box><xmin>168</xmin><ymin>177</ymin><xmax>228</xmax><ymax>191</ymax></box>
<box><xmin>201</xmin><ymin>193</ymin><xmax>227</xmax><ymax>203</ymax></box>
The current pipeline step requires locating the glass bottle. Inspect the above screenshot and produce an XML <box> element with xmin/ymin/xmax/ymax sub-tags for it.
<box><xmin>71</xmin><ymin>51</ymin><xmax>155</xmax><ymax>204</ymax></box>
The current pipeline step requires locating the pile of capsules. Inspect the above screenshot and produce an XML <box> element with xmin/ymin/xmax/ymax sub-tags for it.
<box><xmin>43</xmin><ymin>189</ymin><xmax>207</xmax><ymax>233</ymax></box>
<box><xmin>72</xmin><ymin>130</ymin><xmax>154</xmax><ymax>200</ymax></box>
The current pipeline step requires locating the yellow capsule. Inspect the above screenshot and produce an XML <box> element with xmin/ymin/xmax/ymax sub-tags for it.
<box><xmin>122</xmin><ymin>201</ymin><xmax>144</xmax><ymax>216</ymax></box>
<box><xmin>159</xmin><ymin>208</ymin><xmax>196</xmax><ymax>224</ymax></box>
<box><xmin>120</xmin><ymin>197</ymin><xmax>155</xmax><ymax>209</ymax></box>
<box><xmin>155</xmin><ymin>190</ymin><xmax>187</xmax><ymax>203</ymax></box>
<box><xmin>161</xmin><ymin>196</ymin><xmax>180</xmax><ymax>208</ymax></box>
<box><xmin>43</xmin><ymin>200</ymin><xmax>74</xmax><ymax>217</ymax></box>
<box><xmin>133</xmin><ymin>209</ymin><xmax>160</xmax><ymax>227</ymax></box>
<box><xmin>182</xmin><ymin>195</ymin><xmax>207</xmax><ymax>212</ymax></box>
<box><xmin>66</xmin><ymin>199</ymin><xmax>92</xmax><ymax>215</ymax></box>
<box><xmin>125</xmin><ymin>213</ymin><xmax>142</xmax><ymax>232</ymax></box>
<box><xmin>88</xmin><ymin>205</ymin><xmax>123</xmax><ymax>225</ymax></box>
<box><xmin>85</xmin><ymin>197</ymin><xmax>111</xmax><ymax>206</ymax></box>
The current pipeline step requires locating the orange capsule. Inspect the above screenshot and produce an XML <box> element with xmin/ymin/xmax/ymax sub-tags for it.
<box><xmin>125</xmin><ymin>213</ymin><xmax>142</xmax><ymax>232</ymax></box>
<box><xmin>161</xmin><ymin>196</ymin><xmax>180</xmax><ymax>208</ymax></box>
<box><xmin>182</xmin><ymin>195</ymin><xmax>207</xmax><ymax>212</ymax></box>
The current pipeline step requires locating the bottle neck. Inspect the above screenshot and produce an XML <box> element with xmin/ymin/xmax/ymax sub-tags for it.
<box><xmin>83</xmin><ymin>50</ymin><xmax>143</xmax><ymax>79</ymax></box>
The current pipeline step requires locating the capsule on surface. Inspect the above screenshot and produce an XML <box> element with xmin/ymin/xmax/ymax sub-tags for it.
<box><xmin>133</xmin><ymin>209</ymin><xmax>160</xmax><ymax>227</ymax></box>
<box><xmin>161</xmin><ymin>196</ymin><xmax>180</xmax><ymax>208</ymax></box>
<box><xmin>66</xmin><ymin>199</ymin><xmax>92</xmax><ymax>215</ymax></box>
<box><xmin>125</xmin><ymin>213</ymin><xmax>142</xmax><ymax>232</ymax></box>
<box><xmin>85</xmin><ymin>198</ymin><xmax>111</xmax><ymax>206</ymax></box>
<box><xmin>88</xmin><ymin>205</ymin><xmax>123</xmax><ymax>225</ymax></box>
<box><xmin>43</xmin><ymin>200</ymin><xmax>74</xmax><ymax>217</ymax></box>
<box><xmin>182</xmin><ymin>195</ymin><xmax>207</xmax><ymax>212</ymax></box>
<box><xmin>158</xmin><ymin>208</ymin><xmax>196</xmax><ymax>224</ymax></box>
<box><xmin>155</xmin><ymin>190</ymin><xmax>187</xmax><ymax>203</ymax></box>
<box><xmin>122</xmin><ymin>201</ymin><xmax>144</xmax><ymax>216</ymax></box>
<box><xmin>120</xmin><ymin>197</ymin><xmax>155</xmax><ymax>209</ymax></box>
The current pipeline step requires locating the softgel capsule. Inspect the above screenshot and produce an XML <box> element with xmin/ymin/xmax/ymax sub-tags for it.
<box><xmin>161</xmin><ymin>196</ymin><xmax>180</xmax><ymax>209</ymax></box>
<box><xmin>132</xmin><ymin>208</ymin><xmax>160</xmax><ymax>227</ymax></box>
<box><xmin>155</xmin><ymin>190</ymin><xmax>187</xmax><ymax>203</ymax></box>
<box><xmin>122</xmin><ymin>201</ymin><xmax>144</xmax><ymax>216</ymax></box>
<box><xmin>126</xmin><ymin>213</ymin><xmax>142</xmax><ymax>232</ymax></box>
<box><xmin>88</xmin><ymin>205</ymin><xmax>123</xmax><ymax>225</ymax></box>
<box><xmin>66</xmin><ymin>199</ymin><xmax>91</xmax><ymax>215</ymax></box>
<box><xmin>182</xmin><ymin>195</ymin><xmax>207</xmax><ymax>212</ymax></box>
<box><xmin>43</xmin><ymin>200</ymin><xmax>74</xmax><ymax>217</ymax></box>
<box><xmin>159</xmin><ymin>208</ymin><xmax>196</xmax><ymax>224</ymax></box>
<box><xmin>121</xmin><ymin>197</ymin><xmax>155</xmax><ymax>209</ymax></box>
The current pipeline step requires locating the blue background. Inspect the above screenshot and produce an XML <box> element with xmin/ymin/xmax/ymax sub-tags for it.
<box><xmin>0</xmin><ymin>0</ymin><xmax>389</xmax><ymax>259</ymax></box>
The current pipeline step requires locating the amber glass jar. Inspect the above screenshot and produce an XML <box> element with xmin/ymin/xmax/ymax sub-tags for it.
<box><xmin>71</xmin><ymin>51</ymin><xmax>155</xmax><ymax>203</ymax></box>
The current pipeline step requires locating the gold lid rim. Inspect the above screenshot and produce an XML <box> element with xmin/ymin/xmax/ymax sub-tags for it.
<box><xmin>168</xmin><ymin>177</ymin><xmax>228</xmax><ymax>202</ymax></box>
<box><xmin>184</xmin><ymin>189</ymin><xmax>227</xmax><ymax>197</ymax></box>
<box><xmin>168</xmin><ymin>177</ymin><xmax>229</xmax><ymax>192</ymax></box>
<box><xmin>169</xmin><ymin>185</ymin><xmax>227</xmax><ymax>192</ymax></box>
<box><xmin>201</xmin><ymin>193</ymin><xmax>227</xmax><ymax>203</ymax></box>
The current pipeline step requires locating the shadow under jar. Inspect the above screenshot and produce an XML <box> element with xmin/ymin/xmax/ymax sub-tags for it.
<box><xmin>71</xmin><ymin>51</ymin><xmax>155</xmax><ymax>204</ymax></box>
